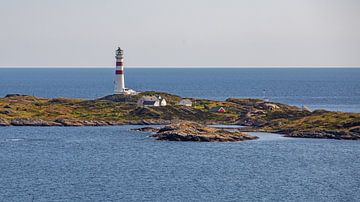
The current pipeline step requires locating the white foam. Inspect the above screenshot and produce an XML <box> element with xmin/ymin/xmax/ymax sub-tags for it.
<box><xmin>5</xmin><ymin>138</ymin><xmax>24</xmax><ymax>142</ymax></box>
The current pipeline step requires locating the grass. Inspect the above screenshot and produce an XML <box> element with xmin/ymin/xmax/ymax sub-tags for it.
<box><xmin>0</xmin><ymin>93</ymin><xmax>359</xmax><ymax>134</ymax></box>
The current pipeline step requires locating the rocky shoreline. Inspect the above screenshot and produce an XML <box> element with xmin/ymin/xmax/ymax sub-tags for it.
<box><xmin>133</xmin><ymin>122</ymin><xmax>258</xmax><ymax>142</ymax></box>
<box><xmin>0</xmin><ymin>93</ymin><xmax>359</xmax><ymax>140</ymax></box>
<box><xmin>0</xmin><ymin>117</ymin><xmax>170</xmax><ymax>127</ymax></box>
<box><xmin>283</xmin><ymin>130</ymin><xmax>360</xmax><ymax>140</ymax></box>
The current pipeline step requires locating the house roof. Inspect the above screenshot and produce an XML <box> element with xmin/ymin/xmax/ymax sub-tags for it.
<box><xmin>210</xmin><ymin>107</ymin><xmax>226</xmax><ymax>112</ymax></box>
<box><xmin>139</xmin><ymin>96</ymin><xmax>159</xmax><ymax>101</ymax></box>
<box><xmin>143</xmin><ymin>101</ymin><xmax>157</xmax><ymax>105</ymax></box>
<box><xmin>179</xmin><ymin>99</ymin><xmax>192</xmax><ymax>103</ymax></box>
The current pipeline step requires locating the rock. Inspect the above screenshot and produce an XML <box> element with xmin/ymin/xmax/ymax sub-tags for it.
<box><xmin>107</xmin><ymin>121</ymin><xmax>126</xmax><ymax>126</ymax></box>
<box><xmin>54</xmin><ymin>119</ymin><xmax>83</xmax><ymax>126</ymax></box>
<box><xmin>237</xmin><ymin>117</ymin><xmax>267</xmax><ymax>127</ymax></box>
<box><xmin>98</xmin><ymin>94</ymin><xmax>137</xmax><ymax>103</ymax></box>
<box><xmin>53</xmin><ymin>119</ymin><xmax>113</xmax><ymax>126</ymax></box>
<box><xmin>343</xmin><ymin>121</ymin><xmax>360</xmax><ymax>128</ymax></box>
<box><xmin>0</xmin><ymin>118</ymin><xmax>10</xmax><ymax>126</ymax></box>
<box><xmin>131</xmin><ymin>127</ymin><xmax>159</xmax><ymax>132</ymax></box>
<box><xmin>10</xmin><ymin>118</ymin><xmax>62</xmax><ymax>126</ymax></box>
<box><xmin>151</xmin><ymin>121</ymin><xmax>258</xmax><ymax>142</ymax></box>
<box><xmin>1</xmin><ymin>92</ymin><xmax>359</xmax><ymax>142</ymax></box>
<box><xmin>49</xmin><ymin>98</ymin><xmax>76</xmax><ymax>104</ymax></box>
<box><xmin>0</xmin><ymin>110</ymin><xmax>12</xmax><ymax>115</ymax></box>
<box><xmin>5</xmin><ymin>94</ymin><xmax>24</xmax><ymax>98</ymax></box>
<box><xmin>350</xmin><ymin>126</ymin><xmax>360</xmax><ymax>134</ymax></box>
<box><xmin>262</xmin><ymin>103</ymin><xmax>280</xmax><ymax>111</ymax></box>
<box><xmin>123</xmin><ymin>119</ymin><xmax>169</xmax><ymax>125</ymax></box>
<box><xmin>83</xmin><ymin>120</ymin><xmax>110</xmax><ymax>126</ymax></box>
<box><xmin>286</xmin><ymin>130</ymin><xmax>360</xmax><ymax>140</ymax></box>
<box><xmin>129</xmin><ymin>108</ymin><xmax>161</xmax><ymax>119</ymax></box>
<box><xmin>158</xmin><ymin>125</ymin><xmax>176</xmax><ymax>133</ymax></box>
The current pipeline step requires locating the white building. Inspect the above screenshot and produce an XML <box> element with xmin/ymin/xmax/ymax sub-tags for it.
<box><xmin>137</xmin><ymin>96</ymin><xmax>167</xmax><ymax>107</ymax></box>
<box><xmin>178</xmin><ymin>99</ymin><xmax>192</xmax><ymax>107</ymax></box>
<box><xmin>159</xmin><ymin>97</ymin><xmax>167</xmax><ymax>106</ymax></box>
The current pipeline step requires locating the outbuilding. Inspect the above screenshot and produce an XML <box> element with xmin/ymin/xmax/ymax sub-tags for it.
<box><xmin>137</xmin><ymin>96</ymin><xmax>167</xmax><ymax>107</ymax></box>
<box><xmin>210</xmin><ymin>107</ymin><xmax>226</xmax><ymax>113</ymax></box>
<box><xmin>178</xmin><ymin>99</ymin><xmax>192</xmax><ymax>107</ymax></box>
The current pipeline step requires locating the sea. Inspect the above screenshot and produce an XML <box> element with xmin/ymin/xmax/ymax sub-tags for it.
<box><xmin>0</xmin><ymin>68</ymin><xmax>359</xmax><ymax>201</ymax></box>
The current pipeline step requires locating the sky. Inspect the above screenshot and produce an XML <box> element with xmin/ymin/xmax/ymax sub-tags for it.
<box><xmin>0</xmin><ymin>0</ymin><xmax>359</xmax><ymax>67</ymax></box>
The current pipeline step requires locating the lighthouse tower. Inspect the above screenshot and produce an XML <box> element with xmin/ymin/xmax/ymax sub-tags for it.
<box><xmin>114</xmin><ymin>47</ymin><xmax>125</xmax><ymax>94</ymax></box>
<box><xmin>114</xmin><ymin>47</ymin><xmax>137</xmax><ymax>95</ymax></box>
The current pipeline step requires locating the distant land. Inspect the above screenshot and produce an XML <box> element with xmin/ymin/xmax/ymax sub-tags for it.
<box><xmin>0</xmin><ymin>92</ymin><xmax>359</xmax><ymax>140</ymax></box>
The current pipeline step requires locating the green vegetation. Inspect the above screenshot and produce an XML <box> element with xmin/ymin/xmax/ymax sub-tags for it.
<box><xmin>0</xmin><ymin>92</ymin><xmax>359</xmax><ymax>140</ymax></box>
<box><xmin>262</xmin><ymin>111</ymin><xmax>360</xmax><ymax>132</ymax></box>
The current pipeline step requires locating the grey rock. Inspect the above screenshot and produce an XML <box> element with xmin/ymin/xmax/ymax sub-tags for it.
<box><xmin>0</xmin><ymin>118</ymin><xmax>10</xmax><ymax>126</ymax></box>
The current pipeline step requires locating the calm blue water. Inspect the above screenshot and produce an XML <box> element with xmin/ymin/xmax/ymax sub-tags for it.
<box><xmin>0</xmin><ymin>126</ymin><xmax>359</xmax><ymax>201</ymax></box>
<box><xmin>0</xmin><ymin>68</ymin><xmax>360</xmax><ymax>201</ymax></box>
<box><xmin>0</xmin><ymin>68</ymin><xmax>359</xmax><ymax>112</ymax></box>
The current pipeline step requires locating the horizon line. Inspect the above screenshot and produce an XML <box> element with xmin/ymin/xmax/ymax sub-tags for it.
<box><xmin>0</xmin><ymin>66</ymin><xmax>359</xmax><ymax>68</ymax></box>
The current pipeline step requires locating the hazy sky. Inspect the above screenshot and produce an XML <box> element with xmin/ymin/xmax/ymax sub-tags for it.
<box><xmin>0</xmin><ymin>0</ymin><xmax>359</xmax><ymax>67</ymax></box>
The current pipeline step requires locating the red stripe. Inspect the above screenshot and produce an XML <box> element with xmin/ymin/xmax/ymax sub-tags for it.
<box><xmin>116</xmin><ymin>70</ymin><xmax>124</xmax><ymax>74</ymax></box>
<box><xmin>116</xmin><ymin>62</ymin><xmax>123</xmax><ymax>66</ymax></box>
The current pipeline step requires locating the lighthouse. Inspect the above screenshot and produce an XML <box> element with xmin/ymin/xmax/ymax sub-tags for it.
<box><xmin>114</xmin><ymin>47</ymin><xmax>137</xmax><ymax>95</ymax></box>
<box><xmin>114</xmin><ymin>47</ymin><xmax>125</xmax><ymax>94</ymax></box>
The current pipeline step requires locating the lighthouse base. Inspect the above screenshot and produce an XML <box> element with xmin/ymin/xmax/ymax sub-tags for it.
<box><xmin>114</xmin><ymin>88</ymin><xmax>138</xmax><ymax>95</ymax></box>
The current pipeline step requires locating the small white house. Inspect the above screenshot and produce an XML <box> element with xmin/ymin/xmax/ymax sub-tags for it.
<box><xmin>159</xmin><ymin>97</ymin><xmax>167</xmax><ymax>106</ymax></box>
<box><xmin>178</xmin><ymin>99</ymin><xmax>192</xmax><ymax>107</ymax></box>
<box><xmin>137</xmin><ymin>96</ymin><xmax>167</xmax><ymax>107</ymax></box>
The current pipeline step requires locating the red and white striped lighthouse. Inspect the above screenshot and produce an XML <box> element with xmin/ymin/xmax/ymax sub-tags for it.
<box><xmin>114</xmin><ymin>47</ymin><xmax>125</xmax><ymax>94</ymax></box>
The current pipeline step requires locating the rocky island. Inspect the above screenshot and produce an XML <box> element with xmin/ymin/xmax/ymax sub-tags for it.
<box><xmin>0</xmin><ymin>92</ymin><xmax>359</xmax><ymax>140</ymax></box>
<box><xmin>133</xmin><ymin>121</ymin><xmax>258</xmax><ymax>142</ymax></box>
